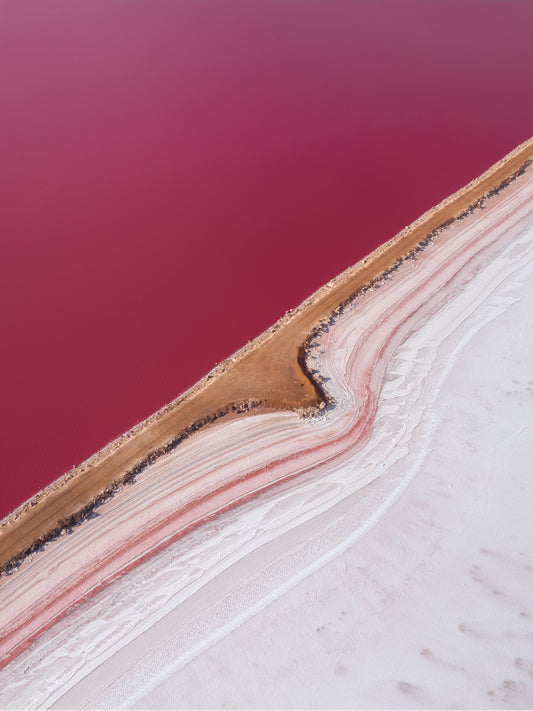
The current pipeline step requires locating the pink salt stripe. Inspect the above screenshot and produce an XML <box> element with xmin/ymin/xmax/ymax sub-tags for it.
<box><xmin>0</xmin><ymin>175</ymin><xmax>530</xmax><ymax>669</ymax></box>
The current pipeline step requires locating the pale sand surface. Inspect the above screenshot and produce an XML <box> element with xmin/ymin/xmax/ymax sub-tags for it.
<box><xmin>93</xmin><ymin>235</ymin><xmax>533</xmax><ymax>710</ymax></box>
<box><xmin>1</xmin><ymin>188</ymin><xmax>531</xmax><ymax>707</ymax></box>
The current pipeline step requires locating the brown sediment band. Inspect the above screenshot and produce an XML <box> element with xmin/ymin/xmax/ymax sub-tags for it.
<box><xmin>1</xmin><ymin>137</ymin><xmax>532</xmax><ymax>573</ymax></box>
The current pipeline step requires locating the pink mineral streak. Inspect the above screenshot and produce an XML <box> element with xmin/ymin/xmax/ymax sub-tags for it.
<box><xmin>0</xmin><ymin>153</ymin><xmax>532</xmax><ymax>708</ymax></box>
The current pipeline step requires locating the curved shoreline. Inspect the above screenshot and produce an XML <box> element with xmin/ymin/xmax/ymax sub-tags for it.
<box><xmin>1</xmin><ymin>137</ymin><xmax>532</xmax><ymax>574</ymax></box>
<box><xmin>0</xmin><ymin>143</ymin><xmax>531</xmax><ymax>681</ymax></box>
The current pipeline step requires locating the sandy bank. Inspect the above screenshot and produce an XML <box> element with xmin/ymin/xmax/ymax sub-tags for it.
<box><xmin>1</xmin><ymin>137</ymin><xmax>532</xmax><ymax>575</ymax></box>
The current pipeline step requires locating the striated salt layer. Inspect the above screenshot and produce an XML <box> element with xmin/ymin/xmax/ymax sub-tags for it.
<box><xmin>0</xmin><ymin>167</ymin><xmax>532</xmax><ymax>709</ymax></box>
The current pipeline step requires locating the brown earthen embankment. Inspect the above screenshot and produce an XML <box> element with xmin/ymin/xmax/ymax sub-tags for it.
<box><xmin>1</xmin><ymin>137</ymin><xmax>532</xmax><ymax>572</ymax></box>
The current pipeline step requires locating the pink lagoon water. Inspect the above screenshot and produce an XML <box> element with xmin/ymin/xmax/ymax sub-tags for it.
<box><xmin>1</xmin><ymin>0</ymin><xmax>532</xmax><ymax>518</ymax></box>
